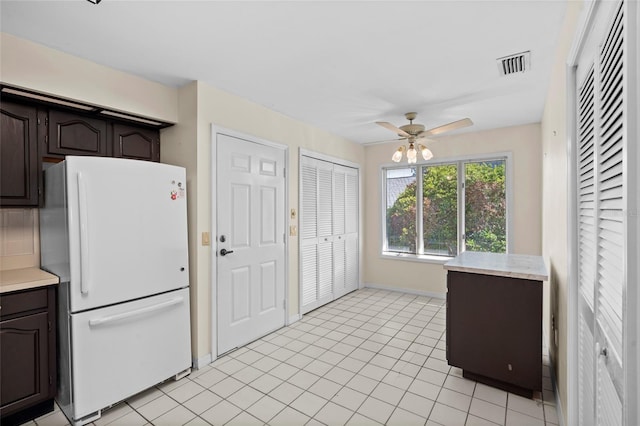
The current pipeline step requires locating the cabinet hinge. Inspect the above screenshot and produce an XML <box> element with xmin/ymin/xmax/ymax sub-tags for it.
<box><xmin>48</xmin><ymin>321</ymin><xmax>52</xmax><ymax>332</ymax></box>
<box><xmin>49</xmin><ymin>376</ymin><xmax>53</xmax><ymax>385</ymax></box>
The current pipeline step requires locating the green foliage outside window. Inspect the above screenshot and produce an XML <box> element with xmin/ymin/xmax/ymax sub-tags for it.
<box><xmin>385</xmin><ymin>160</ymin><xmax>506</xmax><ymax>256</ymax></box>
<box><xmin>465</xmin><ymin>162</ymin><xmax>506</xmax><ymax>253</ymax></box>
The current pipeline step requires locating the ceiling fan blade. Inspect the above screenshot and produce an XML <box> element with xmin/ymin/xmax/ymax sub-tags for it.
<box><xmin>376</xmin><ymin>121</ymin><xmax>412</xmax><ymax>138</ymax></box>
<box><xmin>422</xmin><ymin>118</ymin><xmax>473</xmax><ymax>137</ymax></box>
<box><xmin>365</xmin><ymin>137</ymin><xmax>408</xmax><ymax>145</ymax></box>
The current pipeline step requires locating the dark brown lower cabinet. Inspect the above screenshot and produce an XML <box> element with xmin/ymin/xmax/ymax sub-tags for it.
<box><xmin>0</xmin><ymin>286</ymin><xmax>57</xmax><ymax>425</ymax></box>
<box><xmin>446</xmin><ymin>271</ymin><xmax>542</xmax><ymax>398</ymax></box>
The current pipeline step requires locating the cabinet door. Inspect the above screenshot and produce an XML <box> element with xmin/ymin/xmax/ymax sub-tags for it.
<box><xmin>113</xmin><ymin>123</ymin><xmax>160</xmax><ymax>162</ymax></box>
<box><xmin>0</xmin><ymin>101</ymin><xmax>38</xmax><ymax>206</ymax></box>
<box><xmin>446</xmin><ymin>271</ymin><xmax>541</xmax><ymax>394</ymax></box>
<box><xmin>0</xmin><ymin>312</ymin><xmax>49</xmax><ymax>417</ymax></box>
<box><xmin>47</xmin><ymin>110</ymin><xmax>108</xmax><ymax>158</ymax></box>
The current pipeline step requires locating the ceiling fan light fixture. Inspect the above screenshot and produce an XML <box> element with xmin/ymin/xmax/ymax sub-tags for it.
<box><xmin>419</xmin><ymin>144</ymin><xmax>433</xmax><ymax>161</ymax></box>
<box><xmin>391</xmin><ymin>146</ymin><xmax>405</xmax><ymax>162</ymax></box>
<box><xmin>406</xmin><ymin>145</ymin><xmax>417</xmax><ymax>164</ymax></box>
<box><xmin>378</xmin><ymin>112</ymin><xmax>473</xmax><ymax>164</ymax></box>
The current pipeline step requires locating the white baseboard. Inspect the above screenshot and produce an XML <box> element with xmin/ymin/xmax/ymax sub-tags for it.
<box><xmin>192</xmin><ymin>353</ymin><xmax>213</xmax><ymax>370</ymax></box>
<box><xmin>364</xmin><ymin>282</ymin><xmax>446</xmax><ymax>300</ymax></box>
<box><xmin>550</xmin><ymin>361</ymin><xmax>565</xmax><ymax>426</ymax></box>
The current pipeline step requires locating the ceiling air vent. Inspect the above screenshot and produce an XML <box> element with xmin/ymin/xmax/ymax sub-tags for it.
<box><xmin>497</xmin><ymin>51</ymin><xmax>531</xmax><ymax>76</ymax></box>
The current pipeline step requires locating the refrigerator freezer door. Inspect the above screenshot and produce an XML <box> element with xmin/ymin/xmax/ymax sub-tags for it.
<box><xmin>68</xmin><ymin>288</ymin><xmax>191</xmax><ymax>421</ymax></box>
<box><xmin>64</xmin><ymin>157</ymin><xmax>189</xmax><ymax>312</ymax></box>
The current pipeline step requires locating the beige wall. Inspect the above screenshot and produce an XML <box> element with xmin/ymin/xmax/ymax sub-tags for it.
<box><xmin>0</xmin><ymin>209</ymin><xmax>40</xmax><ymax>270</ymax></box>
<box><xmin>364</xmin><ymin>123</ymin><xmax>543</xmax><ymax>294</ymax></box>
<box><xmin>0</xmin><ymin>33</ymin><xmax>178</xmax><ymax>123</ymax></box>
<box><xmin>161</xmin><ymin>81</ymin><xmax>365</xmax><ymax>360</ymax></box>
<box><xmin>540</xmin><ymin>2</ymin><xmax>584</xmax><ymax>424</ymax></box>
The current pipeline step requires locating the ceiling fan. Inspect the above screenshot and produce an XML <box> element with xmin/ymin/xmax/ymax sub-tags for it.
<box><xmin>376</xmin><ymin>112</ymin><xmax>473</xmax><ymax>163</ymax></box>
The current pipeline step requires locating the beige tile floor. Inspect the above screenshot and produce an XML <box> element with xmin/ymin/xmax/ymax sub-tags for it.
<box><xmin>26</xmin><ymin>288</ymin><xmax>560</xmax><ymax>426</ymax></box>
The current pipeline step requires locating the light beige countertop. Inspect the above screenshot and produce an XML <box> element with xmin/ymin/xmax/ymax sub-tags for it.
<box><xmin>444</xmin><ymin>251</ymin><xmax>549</xmax><ymax>281</ymax></box>
<box><xmin>0</xmin><ymin>267</ymin><xmax>59</xmax><ymax>294</ymax></box>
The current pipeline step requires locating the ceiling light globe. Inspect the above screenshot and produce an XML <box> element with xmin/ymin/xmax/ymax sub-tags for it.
<box><xmin>421</xmin><ymin>147</ymin><xmax>433</xmax><ymax>161</ymax></box>
<box><xmin>407</xmin><ymin>147</ymin><xmax>417</xmax><ymax>163</ymax></box>
<box><xmin>391</xmin><ymin>148</ymin><xmax>403</xmax><ymax>162</ymax></box>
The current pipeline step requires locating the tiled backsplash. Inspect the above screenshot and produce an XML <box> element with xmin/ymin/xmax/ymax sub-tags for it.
<box><xmin>0</xmin><ymin>208</ymin><xmax>39</xmax><ymax>270</ymax></box>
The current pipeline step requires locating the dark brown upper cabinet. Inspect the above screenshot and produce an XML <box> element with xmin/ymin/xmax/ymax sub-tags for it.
<box><xmin>46</xmin><ymin>110</ymin><xmax>109</xmax><ymax>158</ymax></box>
<box><xmin>0</xmin><ymin>101</ymin><xmax>39</xmax><ymax>207</ymax></box>
<box><xmin>113</xmin><ymin>123</ymin><xmax>160</xmax><ymax>162</ymax></box>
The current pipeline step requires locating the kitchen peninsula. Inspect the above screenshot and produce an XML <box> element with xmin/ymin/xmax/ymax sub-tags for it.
<box><xmin>444</xmin><ymin>251</ymin><xmax>548</xmax><ymax>398</ymax></box>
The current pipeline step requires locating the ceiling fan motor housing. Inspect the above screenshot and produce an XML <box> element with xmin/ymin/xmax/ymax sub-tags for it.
<box><xmin>399</xmin><ymin>123</ymin><xmax>425</xmax><ymax>136</ymax></box>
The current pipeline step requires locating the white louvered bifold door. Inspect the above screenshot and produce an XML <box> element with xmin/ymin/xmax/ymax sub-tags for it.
<box><xmin>575</xmin><ymin>2</ymin><xmax>627</xmax><ymax>425</ymax></box>
<box><xmin>578</xmin><ymin>63</ymin><xmax>597</xmax><ymax>426</ymax></box>
<box><xmin>317</xmin><ymin>160</ymin><xmax>334</xmax><ymax>304</ymax></box>
<box><xmin>300</xmin><ymin>156</ymin><xmax>334</xmax><ymax>313</ymax></box>
<box><xmin>300</xmin><ymin>155</ymin><xmax>359</xmax><ymax>314</ymax></box>
<box><xmin>595</xmin><ymin>4</ymin><xmax>624</xmax><ymax>424</ymax></box>
<box><xmin>333</xmin><ymin>165</ymin><xmax>359</xmax><ymax>298</ymax></box>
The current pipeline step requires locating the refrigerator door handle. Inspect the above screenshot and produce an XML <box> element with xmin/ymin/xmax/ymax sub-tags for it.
<box><xmin>88</xmin><ymin>297</ymin><xmax>184</xmax><ymax>327</ymax></box>
<box><xmin>78</xmin><ymin>172</ymin><xmax>91</xmax><ymax>294</ymax></box>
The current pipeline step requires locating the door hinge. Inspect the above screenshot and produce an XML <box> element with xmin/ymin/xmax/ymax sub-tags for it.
<box><xmin>283</xmin><ymin>167</ymin><xmax>286</xmax><ymax>178</ymax></box>
<box><xmin>283</xmin><ymin>299</ymin><xmax>286</xmax><ymax>309</ymax></box>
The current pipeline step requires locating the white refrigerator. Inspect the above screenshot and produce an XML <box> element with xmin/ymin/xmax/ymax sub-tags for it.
<box><xmin>40</xmin><ymin>156</ymin><xmax>191</xmax><ymax>425</ymax></box>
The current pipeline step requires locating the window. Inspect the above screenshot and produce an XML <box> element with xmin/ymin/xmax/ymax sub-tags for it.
<box><xmin>383</xmin><ymin>156</ymin><xmax>509</xmax><ymax>259</ymax></box>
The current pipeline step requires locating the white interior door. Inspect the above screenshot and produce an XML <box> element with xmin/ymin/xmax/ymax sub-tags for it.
<box><xmin>216</xmin><ymin>134</ymin><xmax>286</xmax><ymax>355</ymax></box>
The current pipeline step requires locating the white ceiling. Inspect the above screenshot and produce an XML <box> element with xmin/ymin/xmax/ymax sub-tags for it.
<box><xmin>0</xmin><ymin>0</ymin><xmax>569</xmax><ymax>144</ymax></box>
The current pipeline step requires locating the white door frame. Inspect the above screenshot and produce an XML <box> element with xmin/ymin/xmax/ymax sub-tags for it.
<box><xmin>298</xmin><ymin>148</ymin><xmax>362</xmax><ymax>317</ymax></box>
<box><xmin>566</xmin><ymin>1</ymin><xmax>639</xmax><ymax>425</ymax></box>
<box><xmin>211</xmin><ymin>124</ymin><xmax>289</xmax><ymax>360</ymax></box>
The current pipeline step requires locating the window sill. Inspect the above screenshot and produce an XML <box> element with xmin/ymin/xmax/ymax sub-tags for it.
<box><xmin>380</xmin><ymin>252</ymin><xmax>454</xmax><ymax>265</ymax></box>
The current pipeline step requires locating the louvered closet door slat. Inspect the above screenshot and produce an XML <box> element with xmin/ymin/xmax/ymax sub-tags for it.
<box><xmin>318</xmin><ymin>241</ymin><xmax>333</xmax><ymax>299</ymax></box>
<box><xmin>345</xmin><ymin>235</ymin><xmax>358</xmax><ymax>291</ymax></box>
<box><xmin>578</xmin><ymin>66</ymin><xmax>596</xmax><ymax>307</ymax></box>
<box><xmin>318</xmin><ymin>162</ymin><xmax>333</xmax><ymax>237</ymax></box>
<box><xmin>579</xmin><ymin>311</ymin><xmax>595</xmax><ymax>426</ymax></box>
<box><xmin>345</xmin><ymin>170</ymin><xmax>358</xmax><ymax>234</ymax></box>
<box><xmin>597</xmin><ymin>357</ymin><xmax>622</xmax><ymax>426</ymax></box>
<box><xmin>333</xmin><ymin>238</ymin><xmax>346</xmax><ymax>293</ymax></box>
<box><xmin>333</xmin><ymin>168</ymin><xmax>346</xmax><ymax>235</ymax></box>
<box><xmin>301</xmin><ymin>244</ymin><xmax>318</xmax><ymax>306</ymax></box>
<box><xmin>301</xmin><ymin>158</ymin><xmax>318</xmax><ymax>239</ymax></box>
